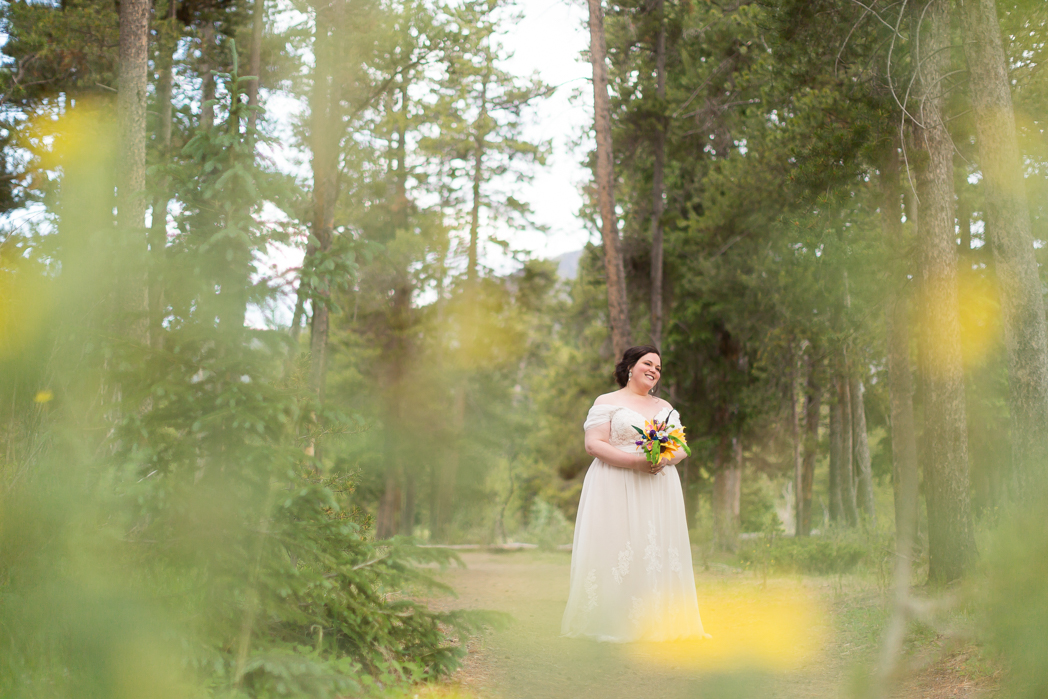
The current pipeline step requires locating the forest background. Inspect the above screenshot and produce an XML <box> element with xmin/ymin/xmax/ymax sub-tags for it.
<box><xmin>2</xmin><ymin>0</ymin><xmax>1048</xmax><ymax>696</ymax></box>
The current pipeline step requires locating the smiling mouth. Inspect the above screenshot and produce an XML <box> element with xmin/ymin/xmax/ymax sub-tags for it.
<box><xmin>645</xmin><ymin>372</ymin><xmax>657</xmax><ymax>380</ymax></box>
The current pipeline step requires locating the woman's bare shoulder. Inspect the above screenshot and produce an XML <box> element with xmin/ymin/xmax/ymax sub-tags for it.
<box><xmin>593</xmin><ymin>391</ymin><xmax>623</xmax><ymax>406</ymax></box>
<box><xmin>657</xmin><ymin>397</ymin><xmax>675</xmax><ymax>412</ymax></box>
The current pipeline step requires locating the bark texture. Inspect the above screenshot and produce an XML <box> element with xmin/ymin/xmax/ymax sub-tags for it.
<box><xmin>881</xmin><ymin>145</ymin><xmax>920</xmax><ymax>556</ymax></box>
<box><xmin>587</xmin><ymin>0</ymin><xmax>631</xmax><ymax>357</ymax></box>
<box><xmin>467</xmin><ymin>76</ymin><xmax>488</xmax><ymax>286</ymax></box>
<box><xmin>851</xmin><ymin>376</ymin><xmax>877</xmax><ymax>524</ymax></box>
<box><xmin>913</xmin><ymin>0</ymin><xmax>976</xmax><ymax>583</ymax></box>
<box><xmin>432</xmin><ymin>384</ymin><xmax>466</xmax><ymax>540</ymax></box>
<box><xmin>799</xmin><ymin>351</ymin><xmax>821</xmax><ymax>536</ymax></box>
<box><xmin>247</xmin><ymin>0</ymin><xmax>265</xmax><ymax>132</ymax></box>
<box><xmin>839</xmin><ymin>359</ymin><xmax>858</xmax><ymax>527</ymax></box>
<box><xmin>148</xmin><ymin>0</ymin><xmax>179</xmax><ymax>348</ymax></box>
<box><xmin>200</xmin><ymin>22</ymin><xmax>217</xmax><ymax>130</ymax></box>
<box><xmin>116</xmin><ymin>0</ymin><xmax>149</xmax><ymax>334</ymax></box>
<box><xmin>790</xmin><ymin>346</ymin><xmax>803</xmax><ymax>536</ymax></box>
<box><xmin>307</xmin><ymin>0</ymin><xmax>345</xmax><ymax>407</ymax></box>
<box><xmin>829</xmin><ymin>382</ymin><xmax>844</xmax><ymax>524</ymax></box>
<box><xmin>960</xmin><ymin>0</ymin><xmax>1048</xmax><ymax>498</ymax></box>
<box><xmin>712</xmin><ymin>434</ymin><xmax>741</xmax><ymax>551</ymax></box>
<box><xmin>649</xmin><ymin>0</ymin><xmax>667</xmax><ymax>349</ymax></box>
<box><xmin>377</xmin><ymin>85</ymin><xmax>417</xmax><ymax>537</ymax></box>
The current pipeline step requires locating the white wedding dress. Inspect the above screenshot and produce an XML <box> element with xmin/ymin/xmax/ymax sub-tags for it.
<box><xmin>561</xmin><ymin>403</ymin><xmax>707</xmax><ymax>642</ymax></box>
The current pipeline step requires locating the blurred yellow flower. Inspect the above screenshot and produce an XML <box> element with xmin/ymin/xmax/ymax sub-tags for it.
<box><xmin>628</xmin><ymin>579</ymin><xmax>829</xmax><ymax>672</ymax></box>
<box><xmin>34</xmin><ymin>389</ymin><xmax>53</xmax><ymax>403</ymax></box>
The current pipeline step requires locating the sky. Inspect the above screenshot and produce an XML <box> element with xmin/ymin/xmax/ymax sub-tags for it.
<box><xmin>264</xmin><ymin>0</ymin><xmax>596</xmax><ymax>265</ymax></box>
<box><xmin>497</xmin><ymin>0</ymin><xmax>593</xmax><ymax>261</ymax></box>
<box><xmin>250</xmin><ymin>0</ymin><xmax>596</xmax><ymax>325</ymax></box>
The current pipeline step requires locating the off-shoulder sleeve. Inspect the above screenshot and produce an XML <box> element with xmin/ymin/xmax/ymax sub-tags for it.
<box><xmin>583</xmin><ymin>404</ymin><xmax>619</xmax><ymax>431</ymax></box>
<box><xmin>666</xmin><ymin>408</ymin><xmax>682</xmax><ymax>429</ymax></box>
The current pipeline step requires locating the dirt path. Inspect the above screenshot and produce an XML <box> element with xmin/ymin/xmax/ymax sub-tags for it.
<box><xmin>432</xmin><ymin>550</ymin><xmax>853</xmax><ymax>699</ymax></box>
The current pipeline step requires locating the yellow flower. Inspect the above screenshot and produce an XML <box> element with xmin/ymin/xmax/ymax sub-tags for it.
<box><xmin>34</xmin><ymin>389</ymin><xmax>53</xmax><ymax>404</ymax></box>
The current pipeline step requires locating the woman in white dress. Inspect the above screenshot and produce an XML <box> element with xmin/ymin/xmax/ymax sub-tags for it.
<box><xmin>562</xmin><ymin>345</ymin><xmax>709</xmax><ymax>642</ymax></box>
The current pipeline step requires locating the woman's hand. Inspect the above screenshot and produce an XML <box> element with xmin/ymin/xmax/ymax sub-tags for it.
<box><xmin>633</xmin><ymin>455</ymin><xmax>666</xmax><ymax>475</ymax></box>
<box><xmin>585</xmin><ymin>422</ymin><xmax>674</xmax><ymax>475</ymax></box>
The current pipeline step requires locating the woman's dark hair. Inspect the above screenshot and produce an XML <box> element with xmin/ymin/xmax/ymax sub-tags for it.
<box><xmin>614</xmin><ymin>345</ymin><xmax>661</xmax><ymax>388</ymax></box>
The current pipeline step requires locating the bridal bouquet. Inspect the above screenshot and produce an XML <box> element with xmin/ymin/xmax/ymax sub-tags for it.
<box><xmin>633</xmin><ymin>417</ymin><xmax>692</xmax><ymax>466</ymax></box>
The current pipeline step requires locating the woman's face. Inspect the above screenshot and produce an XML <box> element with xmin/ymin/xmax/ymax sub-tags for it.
<box><xmin>630</xmin><ymin>353</ymin><xmax>662</xmax><ymax>392</ymax></box>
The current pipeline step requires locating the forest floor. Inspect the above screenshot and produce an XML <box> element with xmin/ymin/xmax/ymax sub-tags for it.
<box><xmin>413</xmin><ymin>550</ymin><xmax>1000</xmax><ymax>699</ymax></box>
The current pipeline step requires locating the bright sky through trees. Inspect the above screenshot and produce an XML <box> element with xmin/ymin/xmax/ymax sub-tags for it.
<box><xmin>500</xmin><ymin>0</ymin><xmax>592</xmax><ymax>260</ymax></box>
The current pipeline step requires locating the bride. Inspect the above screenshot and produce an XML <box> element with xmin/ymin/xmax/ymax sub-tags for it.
<box><xmin>561</xmin><ymin>345</ymin><xmax>709</xmax><ymax>642</ymax></box>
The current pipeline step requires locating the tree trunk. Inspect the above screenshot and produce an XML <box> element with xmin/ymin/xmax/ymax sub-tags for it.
<box><xmin>432</xmin><ymin>384</ymin><xmax>465</xmax><ymax>540</ymax></box>
<box><xmin>649</xmin><ymin>0</ymin><xmax>667</xmax><ymax>349</ymax></box>
<box><xmin>148</xmin><ymin>0</ymin><xmax>179</xmax><ymax>349</ymax></box>
<box><xmin>586</xmin><ymin>0</ymin><xmax>631</xmax><ymax>357</ymax></box>
<box><xmin>790</xmin><ymin>344</ymin><xmax>803</xmax><ymax>536</ymax></box>
<box><xmin>200</xmin><ymin>22</ymin><xmax>217</xmax><ymax>130</ymax></box>
<box><xmin>839</xmin><ymin>358</ymin><xmax>859</xmax><ymax>527</ymax></box>
<box><xmin>401</xmin><ymin>470</ymin><xmax>416</xmax><ymax>536</ymax></box>
<box><xmin>799</xmin><ymin>350</ymin><xmax>821</xmax><ymax>536</ymax></box>
<box><xmin>376</xmin><ymin>465</ymin><xmax>401</xmax><ymax>539</ymax></box>
<box><xmin>378</xmin><ymin>84</ymin><xmax>416</xmax><ymax>536</ymax></box>
<box><xmin>247</xmin><ymin>0</ymin><xmax>265</xmax><ymax>132</ymax></box>
<box><xmin>467</xmin><ymin>77</ymin><xmax>488</xmax><ymax>287</ymax></box>
<box><xmin>851</xmin><ymin>376</ymin><xmax>877</xmax><ymax>524</ymax></box>
<box><xmin>712</xmin><ymin>434</ymin><xmax>741</xmax><ymax>551</ymax></box>
<box><xmin>957</xmin><ymin>193</ymin><xmax>972</xmax><ymax>255</ymax></box>
<box><xmin>961</xmin><ymin>0</ymin><xmax>1048</xmax><ymax>500</ymax></box>
<box><xmin>116</xmin><ymin>0</ymin><xmax>149</xmax><ymax>337</ymax></box>
<box><xmin>913</xmin><ymin>0</ymin><xmax>976</xmax><ymax>583</ymax></box>
<box><xmin>307</xmin><ymin>1</ymin><xmax>342</xmax><ymax>406</ymax></box>
<box><xmin>829</xmin><ymin>376</ymin><xmax>844</xmax><ymax>524</ymax></box>
<box><xmin>881</xmin><ymin>143</ymin><xmax>920</xmax><ymax>556</ymax></box>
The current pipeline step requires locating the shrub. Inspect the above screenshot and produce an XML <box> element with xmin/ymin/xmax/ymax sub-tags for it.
<box><xmin>738</xmin><ymin>534</ymin><xmax>867</xmax><ymax>575</ymax></box>
<box><xmin>524</xmin><ymin>498</ymin><xmax>573</xmax><ymax>550</ymax></box>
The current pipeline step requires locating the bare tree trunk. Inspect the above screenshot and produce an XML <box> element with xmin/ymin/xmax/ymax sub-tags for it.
<box><xmin>961</xmin><ymin>0</ymin><xmax>1048</xmax><ymax>500</ymax></box>
<box><xmin>881</xmin><ymin>142</ymin><xmax>920</xmax><ymax>555</ymax></box>
<box><xmin>649</xmin><ymin>0</ymin><xmax>667</xmax><ymax>349</ymax></box>
<box><xmin>799</xmin><ymin>350</ymin><xmax>821</xmax><ymax>536</ymax></box>
<box><xmin>307</xmin><ymin>0</ymin><xmax>343</xmax><ymax>408</ymax></box>
<box><xmin>200</xmin><ymin>22</ymin><xmax>217</xmax><ymax>130</ymax></box>
<box><xmin>432</xmin><ymin>385</ymin><xmax>465</xmax><ymax>540</ymax></box>
<box><xmin>712</xmin><ymin>434</ymin><xmax>741</xmax><ymax>551</ymax></box>
<box><xmin>377</xmin><ymin>84</ymin><xmax>417</xmax><ymax>536</ymax></box>
<box><xmin>148</xmin><ymin>0</ymin><xmax>179</xmax><ymax>348</ymax></box>
<box><xmin>467</xmin><ymin>77</ymin><xmax>488</xmax><ymax>287</ymax></box>
<box><xmin>376</xmin><ymin>466</ymin><xmax>401</xmax><ymax>539</ymax></box>
<box><xmin>586</xmin><ymin>0</ymin><xmax>631</xmax><ymax>357</ymax></box>
<box><xmin>730</xmin><ymin>436</ymin><xmax>742</xmax><ymax>532</ymax></box>
<box><xmin>401</xmin><ymin>470</ymin><xmax>416</xmax><ymax>536</ymax></box>
<box><xmin>839</xmin><ymin>358</ymin><xmax>859</xmax><ymax>527</ymax></box>
<box><xmin>914</xmin><ymin>0</ymin><xmax>976</xmax><ymax>583</ymax></box>
<box><xmin>852</xmin><ymin>376</ymin><xmax>877</xmax><ymax>524</ymax></box>
<box><xmin>957</xmin><ymin>194</ymin><xmax>972</xmax><ymax>255</ymax></box>
<box><xmin>790</xmin><ymin>344</ymin><xmax>803</xmax><ymax>536</ymax></box>
<box><xmin>829</xmin><ymin>376</ymin><xmax>844</xmax><ymax>524</ymax></box>
<box><xmin>116</xmin><ymin>0</ymin><xmax>149</xmax><ymax>337</ymax></box>
<box><xmin>247</xmin><ymin>0</ymin><xmax>265</xmax><ymax>132</ymax></box>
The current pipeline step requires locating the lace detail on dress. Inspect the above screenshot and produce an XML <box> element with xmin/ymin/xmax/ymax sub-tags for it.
<box><xmin>629</xmin><ymin>596</ymin><xmax>643</xmax><ymax>625</ymax></box>
<box><xmin>669</xmin><ymin>545</ymin><xmax>683</xmax><ymax>578</ymax></box>
<box><xmin>612</xmin><ymin>541</ymin><xmax>633</xmax><ymax>584</ymax></box>
<box><xmin>644</xmin><ymin>520</ymin><xmax>663</xmax><ymax>576</ymax></box>
<box><xmin>585</xmin><ymin>569</ymin><xmax>599</xmax><ymax>611</ymax></box>
<box><xmin>562</xmin><ymin>401</ymin><xmax>707</xmax><ymax>641</ymax></box>
<box><xmin>585</xmin><ymin>404</ymin><xmax>674</xmax><ymax>451</ymax></box>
